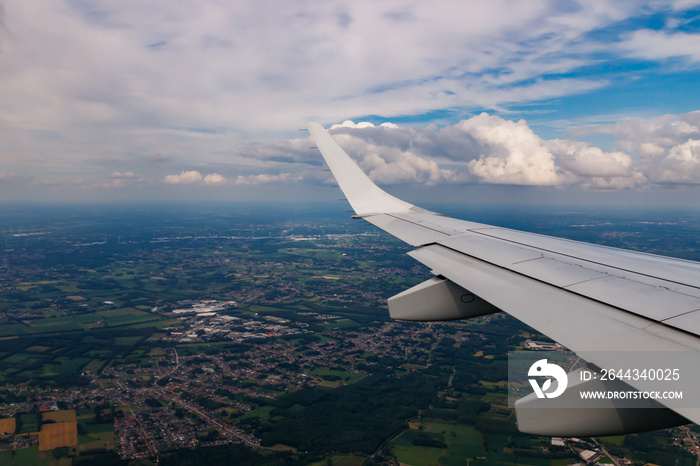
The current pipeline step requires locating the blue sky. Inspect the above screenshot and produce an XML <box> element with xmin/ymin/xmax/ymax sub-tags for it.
<box><xmin>0</xmin><ymin>1</ymin><xmax>699</xmax><ymax>205</ymax></box>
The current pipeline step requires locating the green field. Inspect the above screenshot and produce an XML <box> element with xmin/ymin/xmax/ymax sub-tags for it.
<box><xmin>49</xmin><ymin>356</ymin><xmax>93</xmax><ymax>376</ymax></box>
<box><xmin>96</xmin><ymin>308</ymin><xmax>160</xmax><ymax>326</ymax></box>
<box><xmin>0</xmin><ymin>447</ymin><xmax>45</xmax><ymax>466</ymax></box>
<box><xmin>238</xmin><ymin>405</ymin><xmax>275</xmax><ymax>420</ymax></box>
<box><xmin>319</xmin><ymin>319</ymin><xmax>359</xmax><ymax>329</ymax></box>
<box><xmin>78</xmin><ymin>431</ymin><xmax>115</xmax><ymax>453</ymax></box>
<box><xmin>2</xmin><ymin>353</ymin><xmax>33</xmax><ymax>364</ymax></box>
<box><xmin>0</xmin><ymin>324</ymin><xmax>39</xmax><ymax>337</ymax></box>
<box><xmin>114</xmin><ymin>336</ymin><xmax>144</xmax><ymax>346</ymax></box>
<box><xmin>29</xmin><ymin>314</ymin><xmax>105</xmax><ymax>332</ymax></box>
<box><xmin>81</xmin><ymin>359</ymin><xmax>106</xmax><ymax>373</ymax></box>
<box><xmin>598</xmin><ymin>435</ymin><xmax>625</xmax><ymax>446</ymax></box>
<box><xmin>392</xmin><ymin>421</ymin><xmax>486</xmax><ymax>466</ymax></box>
<box><xmin>308</xmin><ymin>367</ymin><xmax>366</xmax><ymax>384</ymax></box>
<box><xmin>0</xmin><ymin>307</ymin><xmax>165</xmax><ymax>339</ymax></box>
<box><xmin>18</xmin><ymin>413</ymin><xmax>39</xmax><ymax>434</ymax></box>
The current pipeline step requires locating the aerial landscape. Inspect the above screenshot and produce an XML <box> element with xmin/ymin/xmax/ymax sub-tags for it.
<box><xmin>0</xmin><ymin>204</ymin><xmax>698</xmax><ymax>465</ymax></box>
<box><xmin>1</xmin><ymin>0</ymin><xmax>700</xmax><ymax>465</ymax></box>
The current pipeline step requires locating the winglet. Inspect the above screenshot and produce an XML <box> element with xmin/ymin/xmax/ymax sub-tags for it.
<box><xmin>306</xmin><ymin>122</ymin><xmax>414</xmax><ymax>216</ymax></box>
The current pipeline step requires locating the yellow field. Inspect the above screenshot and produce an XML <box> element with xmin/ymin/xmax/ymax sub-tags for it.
<box><xmin>27</xmin><ymin>346</ymin><xmax>50</xmax><ymax>352</ymax></box>
<box><xmin>316</xmin><ymin>380</ymin><xmax>342</xmax><ymax>388</ymax></box>
<box><xmin>42</xmin><ymin>410</ymin><xmax>77</xmax><ymax>423</ymax></box>
<box><xmin>0</xmin><ymin>417</ymin><xmax>15</xmax><ymax>434</ymax></box>
<box><xmin>270</xmin><ymin>444</ymin><xmax>298</xmax><ymax>452</ymax></box>
<box><xmin>401</xmin><ymin>363</ymin><xmax>428</xmax><ymax>370</ymax></box>
<box><xmin>39</xmin><ymin>422</ymin><xmax>77</xmax><ymax>451</ymax></box>
<box><xmin>408</xmin><ymin>421</ymin><xmax>431</xmax><ymax>430</ymax></box>
<box><xmin>66</xmin><ymin>296</ymin><xmax>85</xmax><ymax>300</ymax></box>
<box><xmin>479</xmin><ymin>380</ymin><xmax>508</xmax><ymax>388</ymax></box>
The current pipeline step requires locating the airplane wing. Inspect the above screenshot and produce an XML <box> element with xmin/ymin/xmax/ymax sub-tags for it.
<box><xmin>306</xmin><ymin>121</ymin><xmax>700</xmax><ymax>436</ymax></box>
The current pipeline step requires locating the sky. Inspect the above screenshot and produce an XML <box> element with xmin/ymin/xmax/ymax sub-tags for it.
<box><xmin>1</xmin><ymin>0</ymin><xmax>700</xmax><ymax>207</ymax></box>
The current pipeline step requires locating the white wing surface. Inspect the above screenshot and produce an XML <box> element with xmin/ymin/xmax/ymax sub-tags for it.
<box><xmin>306</xmin><ymin>122</ymin><xmax>700</xmax><ymax>436</ymax></box>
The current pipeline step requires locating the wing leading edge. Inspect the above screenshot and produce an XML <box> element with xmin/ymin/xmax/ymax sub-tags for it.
<box><xmin>306</xmin><ymin>122</ymin><xmax>700</xmax><ymax>435</ymax></box>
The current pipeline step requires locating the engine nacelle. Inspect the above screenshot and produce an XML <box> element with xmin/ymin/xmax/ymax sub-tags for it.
<box><xmin>515</xmin><ymin>367</ymin><xmax>689</xmax><ymax>436</ymax></box>
<box><xmin>388</xmin><ymin>276</ymin><xmax>501</xmax><ymax>321</ymax></box>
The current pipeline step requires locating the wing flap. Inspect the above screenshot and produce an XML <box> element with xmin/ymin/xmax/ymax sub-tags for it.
<box><xmin>511</xmin><ymin>257</ymin><xmax>607</xmax><ymax>287</ymax></box>
<box><xmin>434</xmin><ymin>229</ymin><xmax>700</xmax><ymax>331</ymax></box>
<box><xmin>473</xmin><ymin>227</ymin><xmax>700</xmax><ymax>289</ymax></box>
<box><xmin>409</xmin><ymin>244</ymin><xmax>700</xmax><ymax>424</ymax></box>
<box><xmin>362</xmin><ymin>213</ymin><xmax>450</xmax><ymax>246</ymax></box>
<box><xmin>566</xmin><ymin>276</ymin><xmax>700</xmax><ymax>321</ymax></box>
<box><xmin>440</xmin><ymin>234</ymin><xmax>544</xmax><ymax>265</ymax></box>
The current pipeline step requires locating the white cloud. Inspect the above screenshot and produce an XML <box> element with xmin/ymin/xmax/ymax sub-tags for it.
<box><xmin>108</xmin><ymin>170</ymin><xmax>142</xmax><ymax>187</ymax></box>
<box><xmin>546</xmin><ymin>140</ymin><xmax>632</xmax><ymax>177</ymax></box>
<box><xmin>1</xmin><ymin>1</ymin><xmax>699</xmax><ymax>200</ymax></box>
<box><xmin>330</xmin><ymin>120</ymin><xmax>399</xmax><ymax>130</ymax></box>
<box><xmin>164</xmin><ymin>170</ymin><xmax>226</xmax><ymax>185</ymax></box>
<box><xmin>234</xmin><ymin>173</ymin><xmax>294</xmax><ymax>185</ymax></box>
<box><xmin>164</xmin><ymin>170</ymin><xmax>203</xmax><ymax>184</ymax></box>
<box><xmin>648</xmin><ymin>139</ymin><xmax>700</xmax><ymax>184</ymax></box>
<box><xmin>619</xmin><ymin>30</ymin><xmax>700</xmax><ymax>63</ymax></box>
<box><xmin>325</xmin><ymin>115</ymin><xmax>641</xmax><ymax>188</ymax></box>
<box><xmin>0</xmin><ymin>1</ymin><xmax>677</xmax><ymax>167</ymax></box>
<box><xmin>460</xmin><ymin>114</ymin><xmax>561</xmax><ymax>185</ymax></box>
<box><xmin>573</xmin><ymin>111</ymin><xmax>700</xmax><ymax>185</ymax></box>
<box><xmin>225</xmin><ymin>112</ymin><xmax>700</xmax><ymax>190</ymax></box>
<box><xmin>204</xmin><ymin>173</ymin><xmax>226</xmax><ymax>184</ymax></box>
<box><xmin>614</xmin><ymin>113</ymin><xmax>699</xmax><ymax>144</ymax></box>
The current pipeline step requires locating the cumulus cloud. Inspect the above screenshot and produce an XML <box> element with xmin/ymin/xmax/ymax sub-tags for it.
<box><xmin>573</xmin><ymin>111</ymin><xmax>700</xmax><ymax>185</ymax></box>
<box><xmin>321</xmin><ymin>115</ymin><xmax>641</xmax><ymax>188</ymax></box>
<box><xmin>331</xmin><ymin>120</ymin><xmax>399</xmax><ymax>130</ymax></box>
<box><xmin>108</xmin><ymin>171</ymin><xmax>142</xmax><ymax>187</ymax></box>
<box><xmin>587</xmin><ymin>112</ymin><xmax>700</xmax><ymax>144</ymax></box>
<box><xmin>460</xmin><ymin>114</ymin><xmax>560</xmax><ymax>185</ymax></box>
<box><xmin>329</xmin><ymin>132</ymin><xmax>462</xmax><ymax>186</ymax></box>
<box><xmin>164</xmin><ymin>170</ymin><xmax>226</xmax><ymax>185</ymax></box>
<box><xmin>546</xmin><ymin>141</ymin><xmax>632</xmax><ymax>178</ymax></box>
<box><xmin>152</xmin><ymin>113</ymin><xmax>700</xmax><ymax>191</ymax></box>
<box><xmin>204</xmin><ymin>173</ymin><xmax>225</xmax><ymax>184</ymax></box>
<box><xmin>647</xmin><ymin>140</ymin><xmax>700</xmax><ymax>184</ymax></box>
<box><xmin>164</xmin><ymin>170</ymin><xmax>203</xmax><ymax>184</ymax></box>
<box><xmin>234</xmin><ymin>173</ymin><xmax>295</xmax><ymax>185</ymax></box>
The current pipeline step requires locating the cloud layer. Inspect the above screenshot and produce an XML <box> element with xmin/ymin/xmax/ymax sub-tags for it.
<box><xmin>0</xmin><ymin>1</ymin><xmax>699</xmax><ymax>200</ymax></box>
<box><xmin>244</xmin><ymin>112</ymin><xmax>700</xmax><ymax>190</ymax></box>
<box><xmin>578</xmin><ymin>111</ymin><xmax>700</xmax><ymax>185</ymax></box>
